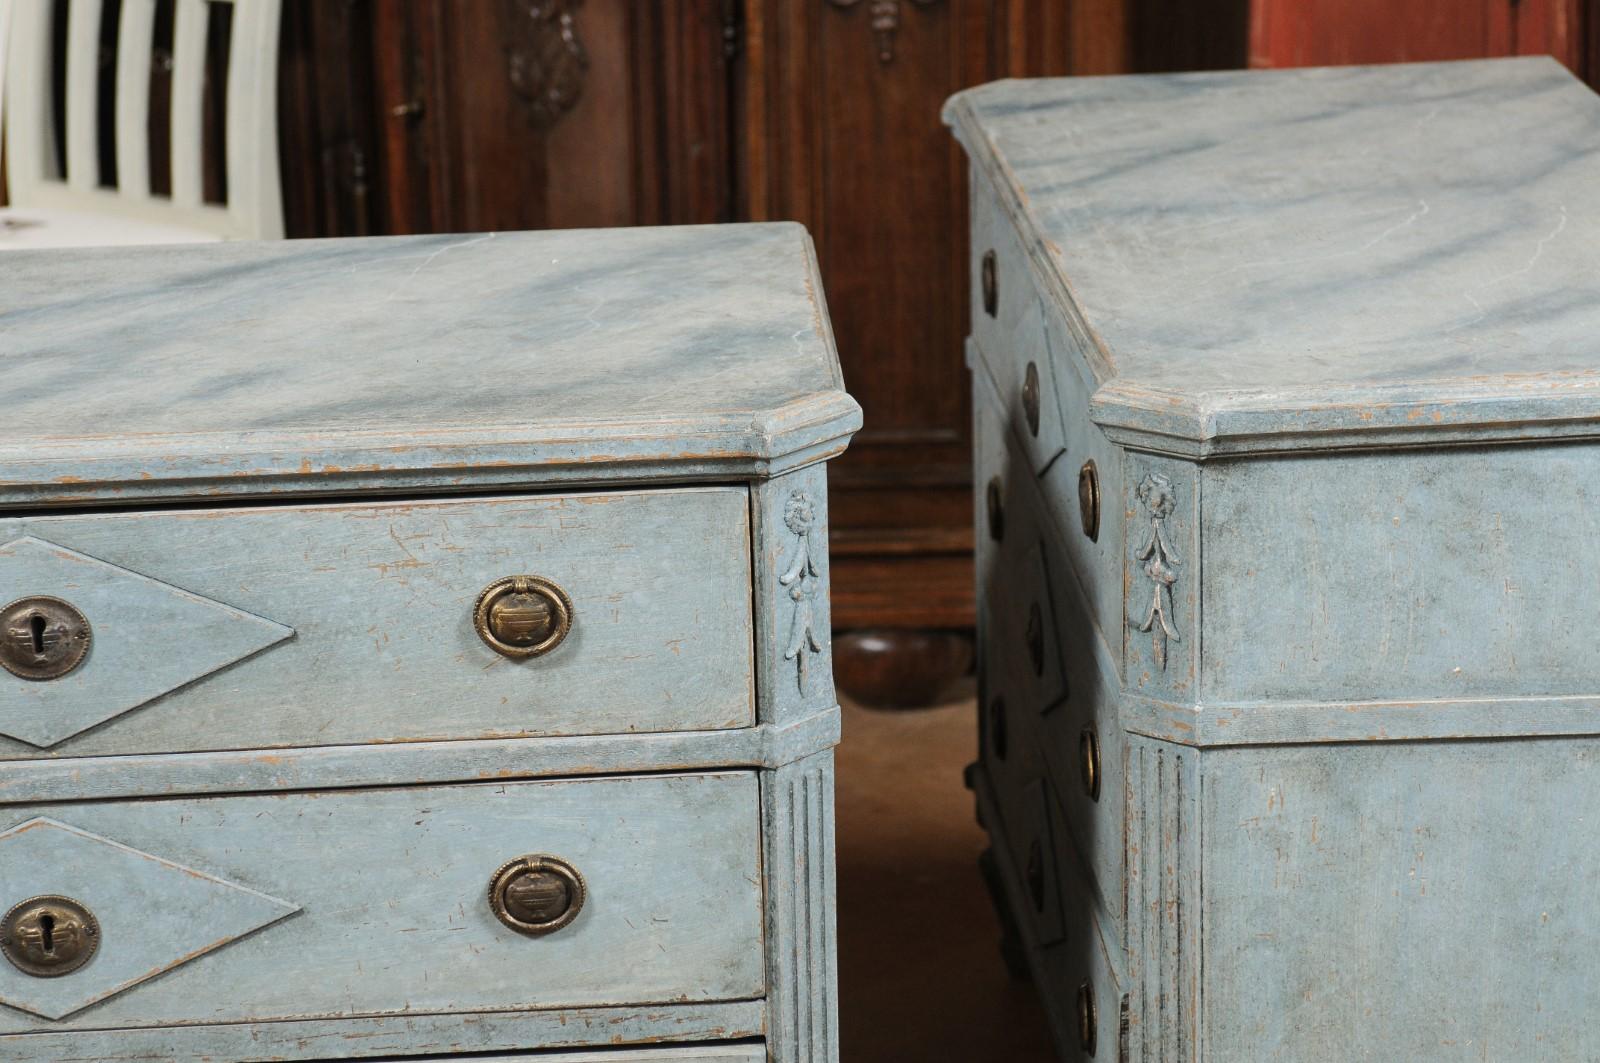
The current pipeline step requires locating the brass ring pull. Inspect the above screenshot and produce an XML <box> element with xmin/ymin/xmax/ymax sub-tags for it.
<box><xmin>488</xmin><ymin>854</ymin><xmax>586</xmax><ymax>936</ymax></box>
<box><xmin>1022</xmin><ymin>362</ymin><xmax>1041</xmax><ymax>437</ymax></box>
<box><xmin>1080</xmin><ymin>727</ymin><xmax>1101</xmax><ymax>803</ymax></box>
<box><xmin>985</xmin><ymin>475</ymin><xmax>1005</xmax><ymax>542</ymax></box>
<box><xmin>474</xmin><ymin>576</ymin><xmax>574</xmax><ymax>659</ymax></box>
<box><xmin>1</xmin><ymin>895</ymin><xmax>99</xmax><ymax>977</ymax></box>
<box><xmin>1078</xmin><ymin>459</ymin><xmax>1101</xmax><ymax>542</ymax></box>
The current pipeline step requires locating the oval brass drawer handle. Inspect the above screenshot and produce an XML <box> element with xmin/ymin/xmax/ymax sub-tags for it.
<box><xmin>1</xmin><ymin>895</ymin><xmax>99</xmax><ymax>977</ymax></box>
<box><xmin>489</xmin><ymin>854</ymin><xmax>586</xmax><ymax>936</ymax></box>
<box><xmin>474</xmin><ymin>576</ymin><xmax>574</xmax><ymax>659</ymax></box>
<box><xmin>0</xmin><ymin>597</ymin><xmax>91</xmax><ymax>681</ymax></box>
<box><xmin>1078</xmin><ymin>459</ymin><xmax>1100</xmax><ymax>543</ymax></box>
<box><xmin>1080</xmin><ymin>727</ymin><xmax>1101</xmax><ymax>802</ymax></box>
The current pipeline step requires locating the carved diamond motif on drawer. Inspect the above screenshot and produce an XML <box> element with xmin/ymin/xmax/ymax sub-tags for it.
<box><xmin>0</xmin><ymin>537</ymin><xmax>294</xmax><ymax>748</ymax></box>
<box><xmin>0</xmin><ymin>817</ymin><xmax>300</xmax><ymax>1020</ymax></box>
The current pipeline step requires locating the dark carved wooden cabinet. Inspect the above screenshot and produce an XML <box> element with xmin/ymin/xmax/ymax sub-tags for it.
<box><xmin>276</xmin><ymin>0</ymin><xmax>1599</xmax><ymax>705</ymax></box>
<box><xmin>279</xmin><ymin>1</ymin><xmax>736</xmax><ymax>237</ymax></box>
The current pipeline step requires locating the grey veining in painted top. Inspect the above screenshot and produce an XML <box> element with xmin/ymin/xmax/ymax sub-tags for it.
<box><xmin>0</xmin><ymin>223</ymin><xmax>860</xmax><ymax>505</ymax></box>
<box><xmin>946</xmin><ymin>57</ymin><xmax>1600</xmax><ymax>454</ymax></box>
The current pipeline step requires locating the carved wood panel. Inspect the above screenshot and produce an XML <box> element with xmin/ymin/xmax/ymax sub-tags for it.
<box><xmin>300</xmin><ymin>0</ymin><xmax>737</xmax><ymax>236</ymax></box>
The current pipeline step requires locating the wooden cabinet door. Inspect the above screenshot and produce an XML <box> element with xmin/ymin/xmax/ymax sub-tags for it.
<box><xmin>367</xmin><ymin>0</ymin><xmax>735</xmax><ymax>234</ymax></box>
<box><xmin>1249</xmin><ymin>0</ymin><xmax>1585</xmax><ymax>70</ymax></box>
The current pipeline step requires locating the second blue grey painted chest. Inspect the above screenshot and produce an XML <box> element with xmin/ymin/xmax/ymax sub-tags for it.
<box><xmin>0</xmin><ymin>224</ymin><xmax>859</xmax><ymax>1062</ymax></box>
<box><xmin>949</xmin><ymin>57</ymin><xmax>1600</xmax><ymax>1060</ymax></box>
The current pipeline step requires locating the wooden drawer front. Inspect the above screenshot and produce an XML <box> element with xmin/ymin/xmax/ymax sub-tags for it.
<box><xmin>0</xmin><ymin>489</ymin><xmax>753</xmax><ymax>756</ymax></box>
<box><xmin>1035</xmin><ymin>490</ymin><xmax>1127</xmax><ymax>941</ymax></box>
<box><xmin>970</xmin><ymin>179</ymin><xmax>1072</xmax><ymax>479</ymax></box>
<box><xmin>1036</xmin><ymin>848</ymin><xmax>1126</xmax><ymax>1063</ymax></box>
<box><xmin>976</xmin><ymin>392</ymin><xmax>1070</xmax><ymax>718</ymax></box>
<box><xmin>972</xmin><ymin>286</ymin><xmax>1125</xmax><ymax>680</ymax></box>
<box><xmin>984</xmin><ymin>760</ymin><xmax>1126</xmax><ymax>1063</ymax></box>
<box><xmin>0</xmin><ymin>772</ymin><xmax>763</xmax><ymax>1032</ymax></box>
<box><xmin>977</xmin><ymin>371</ymin><xmax>1125</xmax><ymax>937</ymax></box>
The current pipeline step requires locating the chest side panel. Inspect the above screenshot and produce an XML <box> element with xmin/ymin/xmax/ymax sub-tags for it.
<box><xmin>1202</xmin><ymin>739</ymin><xmax>1600</xmax><ymax>1060</ymax></box>
<box><xmin>1202</xmin><ymin>443</ymin><xmax>1600</xmax><ymax>708</ymax></box>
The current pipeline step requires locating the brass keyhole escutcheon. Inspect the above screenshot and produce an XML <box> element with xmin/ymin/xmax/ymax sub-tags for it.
<box><xmin>1077</xmin><ymin>981</ymin><xmax>1098</xmax><ymax>1055</ymax></box>
<box><xmin>986</xmin><ymin>475</ymin><xmax>1005</xmax><ymax>542</ymax></box>
<box><xmin>488</xmin><ymin>855</ymin><xmax>586</xmax><ymax>936</ymax></box>
<box><xmin>981</xmin><ymin>249</ymin><xmax>998</xmax><ymax>317</ymax></box>
<box><xmin>1022</xmin><ymin>362</ymin><xmax>1041</xmax><ymax>437</ymax></box>
<box><xmin>1</xmin><ymin>896</ymin><xmax>99</xmax><ymax>977</ymax></box>
<box><xmin>0</xmin><ymin>597</ymin><xmax>91</xmax><ymax>681</ymax></box>
<box><xmin>1078</xmin><ymin>459</ymin><xmax>1100</xmax><ymax>543</ymax></box>
<box><xmin>474</xmin><ymin>576</ymin><xmax>573</xmax><ymax>660</ymax></box>
<box><xmin>1080</xmin><ymin>727</ymin><xmax>1101</xmax><ymax>803</ymax></box>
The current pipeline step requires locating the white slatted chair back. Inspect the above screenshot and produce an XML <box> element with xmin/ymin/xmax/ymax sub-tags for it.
<box><xmin>4</xmin><ymin>0</ymin><xmax>282</xmax><ymax>241</ymax></box>
<box><xmin>0</xmin><ymin>3</ymin><xmax>12</xmax><ymax>145</ymax></box>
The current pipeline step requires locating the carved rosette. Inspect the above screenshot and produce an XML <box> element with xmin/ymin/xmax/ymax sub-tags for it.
<box><xmin>507</xmin><ymin>0</ymin><xmax>589</xmax><ymax>129</ymax></box>
<box><xmin>779</xmin><ymin>491</ymin><xmax>824</xmax><ymax>691</ymax></box>
<box><xmin>826</xmin><ymin>0</ymin><xmax>942</xmax><ymax>63</ymax></box>
<box><xmin>1131</xmin><ymin>473</ymin><xmax>1181</xmax><ymax>669</ymax></box>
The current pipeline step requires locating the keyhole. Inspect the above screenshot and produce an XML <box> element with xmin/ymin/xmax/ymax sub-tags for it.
<box><xmin>28</xmin><ymin>615</ymin><xmax>45</xmax><ymax>657</ymax></box>
<box><xmin>38</xmin><ymin>914</ymin><xmax>55</xmax><ymax>953</ymax></box>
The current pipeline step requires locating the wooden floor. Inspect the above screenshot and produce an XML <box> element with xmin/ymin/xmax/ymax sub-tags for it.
<box><xmin>836</xmin><ymin>691</ymin><xmax>1056</xmax><ymax>1060</ymax></box>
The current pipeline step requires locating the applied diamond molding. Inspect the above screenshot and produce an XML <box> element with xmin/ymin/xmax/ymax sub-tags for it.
<box><xmin>0</xmin><ymin>818</ymin><xmax>300</xmax><ymax>1020</ymax></box>
<box><xmin>0</xmin><ymin>537</ymin><xmax>293</xmax><ymax>748</ymax></box>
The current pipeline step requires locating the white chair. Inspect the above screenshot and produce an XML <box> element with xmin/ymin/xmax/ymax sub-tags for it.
<box><xmin>1</xmin><ymin>0</ymin><xmax>282</xmax><ymax>249</ymax></box>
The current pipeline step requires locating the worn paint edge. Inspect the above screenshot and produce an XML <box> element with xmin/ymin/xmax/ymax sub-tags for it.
<box><xmin>0</xmin><ymin>396</ymin><xmax>862</xmax><ymax>511</ymax></box>
<box><xmin>1123</xmin><ymin>692</ymin><xmax>1600</xmax><ymax>748</ymax></box>
<box><xmin>0</xmin><ymin>707</ymin><xmax>840</xmax><ymax>805</ymax></box>
<box><xmin>0</xmin><ymin>1000</ymin><xmax>765</xmax><ymax>1063</ymax></box>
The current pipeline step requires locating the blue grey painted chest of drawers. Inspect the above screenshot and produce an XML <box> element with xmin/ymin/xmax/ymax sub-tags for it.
<box><xmin>0</xmin><ymin>224</ymin><xmax>859</xmax><ymax>1063</ymax></box>
<box><xmin>948</xmin><ymin>57</ymin><xmax>1600</xmax><ymax>1060</ymax></box>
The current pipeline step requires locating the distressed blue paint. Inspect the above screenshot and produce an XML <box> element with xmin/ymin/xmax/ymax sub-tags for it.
<box><xmin>0</xmin><ymin>227</ymin><xmax>852</xmax><ymax>1061</ymax></box>
<box><xmin>0</xmin><ymin>225</ymin><xmax>861</xmax><ymax>507</ymax></box>
<box><xmin>956</xmin><ymin>58</ymin><xmax>1600</xmax><ymax>1061</ymax></box>
<box><xmin>0</xmin><ymin>817</ymin><xmax>299</xmax><ymax>1021</ymax></box>
<box><xmin>0</xmin><ymin>537</ymin><xmax>293</xmax><ymax>748</ymax></box>
<box><xmin>947</xmin><ymin>57</ymin><xmax>1600</xmax><ymax>457</ymax></box>
<box><xmin>0</xmin><ymin>489</ymin><xmax>756</xmax><ymax>758</ymax></box>
<box><xmin>0</xmin><ymin>774</ymin><xmax>764</xmax><ymax>1035</ymax></box>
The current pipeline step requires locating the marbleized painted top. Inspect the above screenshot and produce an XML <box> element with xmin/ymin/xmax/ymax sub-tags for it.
<box><xmin>946</xmin><ymin>57</ymin><xmax>1600</xmax><ymax>454</ymax></box>
<box><xmin>0</xmin><ymin>223</ymin><xmax>860</xmax><ymax>505</ymax></box>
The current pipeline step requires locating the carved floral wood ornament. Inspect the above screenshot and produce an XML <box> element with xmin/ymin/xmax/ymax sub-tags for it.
<box><xmin>507</xmin><ymin>0</ymin><xmax>589</xmax><ymax>129</ymax></box>
<box><xmin>780</xmin><ymin>492</ymin><xmax>824</xmax><ymax>691</ymax></box>
<box><xmin>826</xmin><ymin>0</ymin><xmax>942</xmax><ymax>63</ymax></box>
<box><xmin>1133</xmin><ymin>473</ymin><xmax>1181</xmax><ymax>670</ymax></box>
